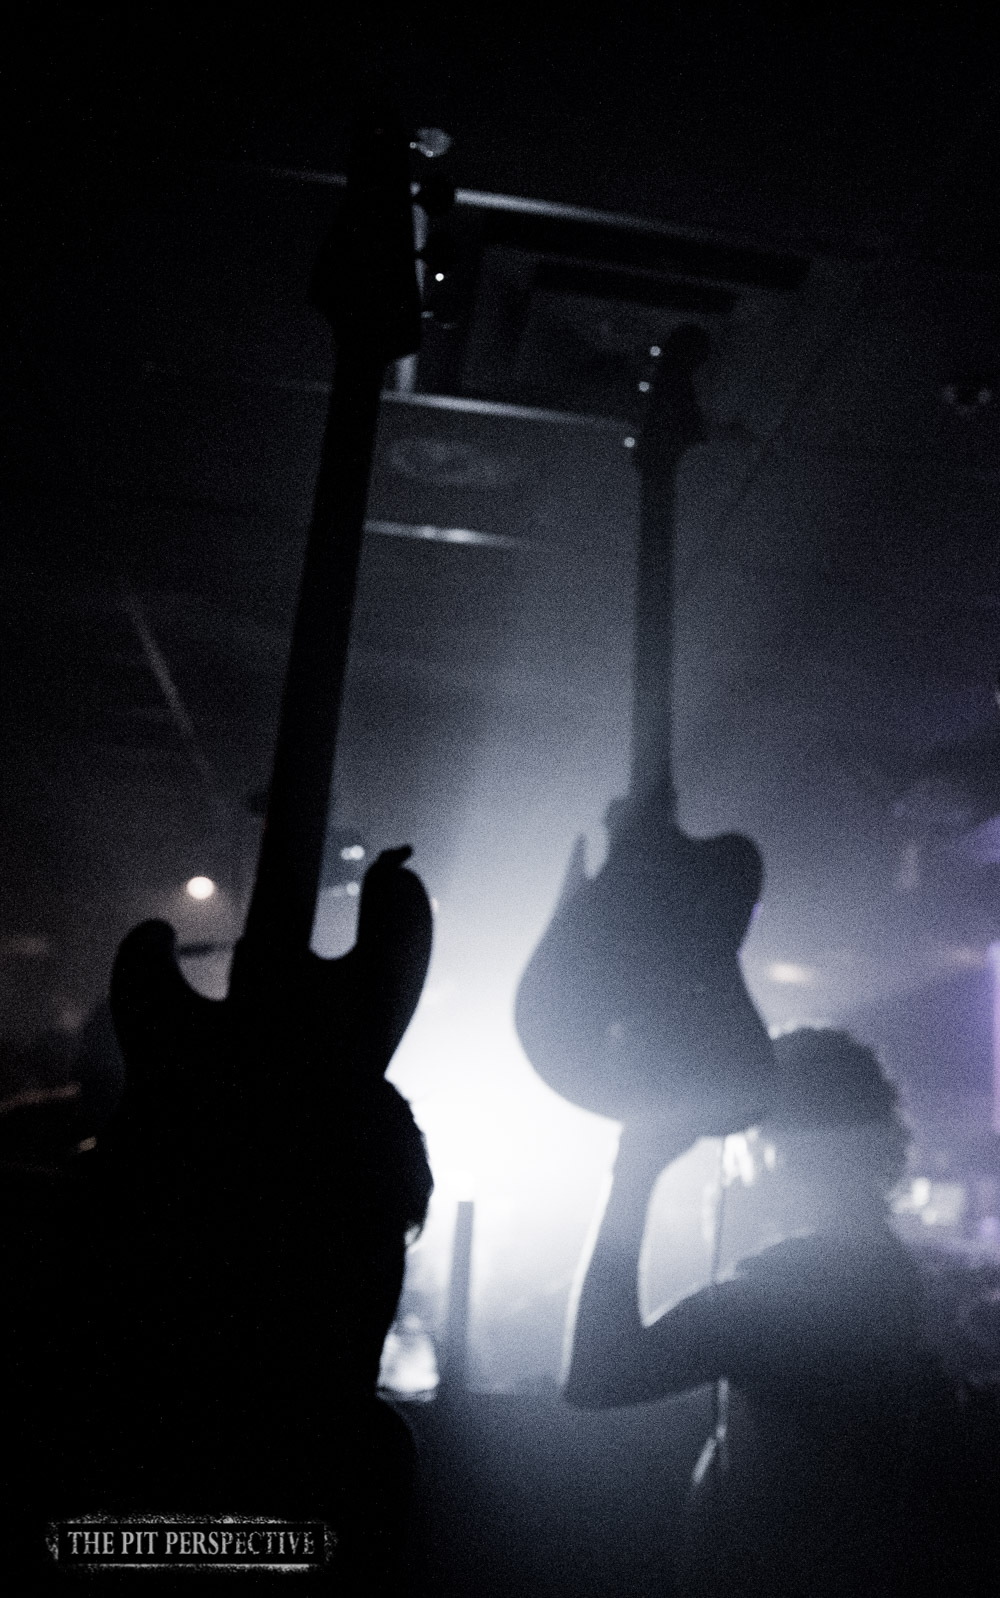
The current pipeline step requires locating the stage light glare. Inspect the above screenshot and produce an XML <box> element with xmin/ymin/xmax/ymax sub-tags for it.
<box><xmin>722</xmin><ymin>1133</ymin><xmax>755</xmax><ymax>1187</ymax></box>
<box><xmin>768</xmin><ymin>961</ymin><xmax>813</xmax><ymax>985</ymax></box>
<box><xmin>446</xmin><ymin>1167</ymin><xmax>478</xmax><ymax>1202</ymax></box>
<box><xmin>185</xmin><ymin>876</ymin><xmax>216</xmax><ymax>901</ymax></box>
<box><xmin>378</xmin><ymin>1314</ymin><xmax>440</xmax><ymax>1400</ymax></box>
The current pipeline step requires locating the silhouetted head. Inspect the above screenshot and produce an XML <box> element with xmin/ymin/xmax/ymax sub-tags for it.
<box><xmin>347</xmin><ymin>1078</ymin><xmax>434</xmax><ymax>1242</ymax></box>
<box><xmin>383</xmin><ymin>1081</ymin><xmax>434</xmax><ymax>1240</ymax></box>
<box><xmin>756</xmin><ymin>1028</ymin><xmax>909</xmax><ymax>1214</ymax></box>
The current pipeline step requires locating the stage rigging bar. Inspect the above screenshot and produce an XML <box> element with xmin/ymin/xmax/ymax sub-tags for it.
<box><xmin>267</xmin><ymin>379</ymin><xmax>628</xmax><ymax>433</ymax></box>
<box><xmin>256</xmin><ymin>164</ymin><xmax>812</xmax><ymax>291</ymax></box>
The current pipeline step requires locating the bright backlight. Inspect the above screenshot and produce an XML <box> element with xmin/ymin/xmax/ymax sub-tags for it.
<box><xmin>768</xmin><ymin>961</ymin><xmax>814</xmax><ymax>985</ymax></box>
<box><xmin>185</xmin><ymin>876</ymin><xmax>216</xmax><ymax>901</ymax></box>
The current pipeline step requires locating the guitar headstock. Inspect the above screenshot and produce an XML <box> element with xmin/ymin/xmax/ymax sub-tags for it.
<box><xmin>310</xmin><ymin>111</ymin><xmax>454</xmax><ymax>364</ymax></box>
<box><xmin>632</xmin><ymin>324</ymin><xmax>712</xmax><ymax>480</ymax></box>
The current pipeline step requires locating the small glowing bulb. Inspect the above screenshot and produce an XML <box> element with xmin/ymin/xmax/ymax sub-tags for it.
<box><xmin>434</xmin><ymin>271</ymin><xmax>445</xmax><ymax>282</ymax></box>
<box><xmin>623</xmin><ymin>435</ymin><xmax>637</xmax><ymax>449</ymax></box>
<box><xmin>345</xmin><ymin>881</ymin><xmax>360</xmax><ymax>897</ymax></box>
<box><xmin>339</xmin><ymin>844</ymin><xmax>365</xmax><ymax>861</ymax></box>
<box><xmin>638</xmin><ymin>380</ymin><xmax>650</xmax><ymax>392</ymax></box>
<box><xmin>649</xmin><ymin>344</ymin><xmax>661</xmax><ymax>357</ymax></box>
<box><xmin>185</xmin><ymin>876</ymin><xmax>216</xmax><ymax>901</ymax></box>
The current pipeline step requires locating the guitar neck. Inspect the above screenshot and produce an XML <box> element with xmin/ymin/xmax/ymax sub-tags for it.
<box><xmin>628</xmin><ymin>327</ymin><xmax>709</xmax><ymax>820</ymax></box>
<box><xmin>237</xmin><ymin>112</ymin><xmax>426</xmax><ymax>960</ymax></box>
<box><xmin>243</xmin><ymin>347</ymin><xmax>386</xmax><ymax>955</ymax></box>
<box><xmin>631</xmin><ymin>455</ymin><xmax>684</xmax><ymax>815</ymax></box>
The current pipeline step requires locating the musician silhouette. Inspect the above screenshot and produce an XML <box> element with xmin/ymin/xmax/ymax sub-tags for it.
<box><xmin>564</xmin><ymin>1028</ymin><xmax>994</xmax><ymax>1596</ymax></box>
<box><xmin>2</xmin><ymin>860</ymin><xmax>435</xmax><ymax>1597</ymax></box>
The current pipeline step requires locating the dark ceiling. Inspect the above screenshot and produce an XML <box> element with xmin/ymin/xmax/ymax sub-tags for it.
<box><xmin>5</xmin><ymin>11</ymin><xmax>1000</xmax><ymax>1140</ymax></box>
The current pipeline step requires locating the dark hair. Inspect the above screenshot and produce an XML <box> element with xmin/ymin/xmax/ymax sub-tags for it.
<box><xmin>764</xmin><ymin>1028</ymin><xmax>898</xmax><ymax>1130</ymax></box>
<box><xmin>355</xmin><ymin>1079</ymin><xmax>434</xmax><ymax>1238</ymax></box>
<box><xmin>762</xmin><ymin>1028</ymin><xmax>909</xmax><ymax>1194</ymax></box>
<box><xmin>389</xmin><ymin>1089</ymin><xmax>434</xmax><ymax>1238</ymax></box>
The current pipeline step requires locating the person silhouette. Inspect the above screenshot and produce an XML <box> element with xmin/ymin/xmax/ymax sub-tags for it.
<box><xmin>1</xmin><ymin>851</ymin><xmax>435</xmax><ymax>1598</ymax></box>
<box><xmin>564</xmin><ymin>1028</ymin><xmax>995</xmax><ymax>1596</ymax></box>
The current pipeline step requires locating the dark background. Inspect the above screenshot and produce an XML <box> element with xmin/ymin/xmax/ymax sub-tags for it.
<box><xmin>5</xmin><ymin>12</ymin><xmax>1000</xmax><ymax>1589</ymax></box>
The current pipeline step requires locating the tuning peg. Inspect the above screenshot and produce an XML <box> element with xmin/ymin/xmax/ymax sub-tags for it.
<box><xmin>420</xmin><ymin>232</ymin><xmax>460</xmax><ymax>275</ymax></box>
<box><xmin>411</xmin><ymin>126</ymin><xmax>452</xmax><ymax>159</ymax></box>
<box><xmin>420</xmin><ymin>310</ymin><xmax>461</xmax><ymax>329</ymax></box>
<box><xmin>415</xmin><ymin>172</ymin><xmax>456</xmax><ymax>217</ymax></box>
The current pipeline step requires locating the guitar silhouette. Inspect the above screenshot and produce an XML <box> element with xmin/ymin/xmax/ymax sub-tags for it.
<box><xmin>516</xmin><ymin>326</ymin><xmax>774</xmax><ymax>1133</ymax></box>
<box><xmin>89</xmin><ymin>114</ymin><xmax>444</xmax><ymax>1564</ymax></box>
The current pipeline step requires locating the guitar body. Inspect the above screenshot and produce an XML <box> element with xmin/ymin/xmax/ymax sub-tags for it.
<box><xmin>517</xmin><ymin>810</ymin><xmax>772</xmax><ymax>1130</ymax></box>
<box><xmin>515</xmin><ymin>327</ymin><xmax>775</xmax><ymax>1134</ymax></box>
<box><xmin>79</xmin><ymin>117</ymin><xmax>447</xmax><ymax>1583</ymax></box>
<box><xmin>109</xmin><ymin>848</ymin><xmax>433</xmax><ymax>1177</ymax></box>
<box><xmin>97</xmin><ymin>850</ymin><xmax>433</xmax><ymax>1532</ymax></box>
